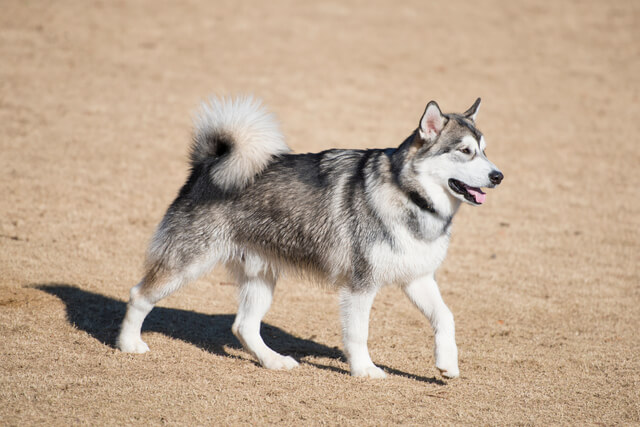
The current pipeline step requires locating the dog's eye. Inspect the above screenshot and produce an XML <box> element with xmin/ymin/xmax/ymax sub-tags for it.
<box><xmin>459</xmin><ymin>148</ymin><xmax>471</xmax><ymax>155</ymax></box>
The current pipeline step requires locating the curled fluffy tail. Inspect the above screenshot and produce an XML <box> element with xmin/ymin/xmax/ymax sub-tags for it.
<box><xmin>191</xmin><ymin>96</ymin><xmax>290</xmax><ymax>191</ymax></box>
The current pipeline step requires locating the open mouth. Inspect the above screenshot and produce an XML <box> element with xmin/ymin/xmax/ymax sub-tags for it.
<box><xmin>448</xmin><ymin>179</ymin><xmax>486</xmax><ymax>205</ymax></box>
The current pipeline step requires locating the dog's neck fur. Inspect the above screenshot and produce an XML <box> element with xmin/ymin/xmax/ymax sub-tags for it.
<box><xmin>380</xmin><ymin>138</ymin><xmax>461</xmax><ymax>241</ymax></box>
<box><xmin>416</xmin><ymin>176</ymin><xmax>461</xmax><ymax>220</ymax></box>
<box><xmin>389</xmin><ymin>132</ymin><xmax>461</xmax><ymax>220</ymax></box>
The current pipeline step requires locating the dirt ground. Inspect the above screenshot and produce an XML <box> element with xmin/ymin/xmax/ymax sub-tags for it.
<box><xmin>1</xmin><ymin>0</ymin><xmax>639</xmax><ymax>425</ymax></box>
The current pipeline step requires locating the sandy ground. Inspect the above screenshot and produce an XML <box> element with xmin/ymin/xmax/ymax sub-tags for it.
<box><xmin>1</xmin><ymin>0</ymin><xmax>639</xmax><ymax>425</ymax></box>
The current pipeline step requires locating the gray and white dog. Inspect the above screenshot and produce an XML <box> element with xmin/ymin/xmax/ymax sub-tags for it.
<box><xmin>117</xmin><ymin>96</ymin><xmax>503</xmax><ymax>379</ymax></box>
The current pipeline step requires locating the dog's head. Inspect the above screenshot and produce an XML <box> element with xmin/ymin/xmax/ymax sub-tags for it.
<box><xmin>406</xmin><ymin>99</ymin><xmax>503</xmax><ymax>206</ymax></box>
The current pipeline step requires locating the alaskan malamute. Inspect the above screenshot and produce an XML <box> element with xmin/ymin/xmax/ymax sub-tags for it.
<box><xmin>117</xmin><ymin>96</ymin><xmax>503</xmax><ymax>379</ymax></box>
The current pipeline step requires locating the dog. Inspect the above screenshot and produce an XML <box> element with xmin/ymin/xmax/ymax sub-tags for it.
<box><xmin>117</xmin><ymin>96</ymin><xmax>503</xmax><ymax>379</ymax></box>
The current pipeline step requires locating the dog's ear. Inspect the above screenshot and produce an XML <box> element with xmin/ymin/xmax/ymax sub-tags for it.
<box><xmin>418</xmin><ymin>101</ymin><xmax>446</xmax><ymax>143</ymax></box>
<box><xmin>463</xmin><ymin>98</ymin><xmax>481</xmax><ymax>121</ymax></box>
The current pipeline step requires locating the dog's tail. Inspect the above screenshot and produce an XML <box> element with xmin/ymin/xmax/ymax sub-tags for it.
<box><xmin>190</xmin><ymin>96</ymin><xmax>290</xmax><ymax>191</ymax></box>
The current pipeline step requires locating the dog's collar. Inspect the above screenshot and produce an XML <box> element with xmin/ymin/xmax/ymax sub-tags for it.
<box><xmin>407</xmin><ymin>190</ymin><xmax>436</xmax><ymax>214</ymax></box>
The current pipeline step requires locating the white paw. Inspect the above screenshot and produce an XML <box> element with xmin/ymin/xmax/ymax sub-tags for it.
<box><xmin>117</xmin><ymin>335</ymin><xmax>150</xmax><ymax>354</ymax></box>
<box><xmin>261</xmin><ymin>354</ymin><xmax>299</xmax><ymax>370</ymax></box>
<box><xmin>435</xmin><ymin>341</ymin><xmax>459</xmax><ymax>378</ymax></box>
<box><xmin>351</xmin><ymin>365</ymin><xmax>387</xmax><ymax>379</ymax></box>
<box><xmin>436</xmin><ymin>365</ymin><xmax>459</xmax><ymax>379</ymax></box>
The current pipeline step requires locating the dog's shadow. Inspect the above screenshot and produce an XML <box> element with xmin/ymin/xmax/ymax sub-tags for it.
<box><xmin>33</xmin><ymin>283</ymin><xmax>444</xmax><ymax>385</ymax></box>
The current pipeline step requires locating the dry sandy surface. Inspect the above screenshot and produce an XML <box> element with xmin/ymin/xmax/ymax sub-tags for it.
<box><xmin>1</xmin><ymin>0</ymin><xmax>639</xmax><ymax>425</ymax></box>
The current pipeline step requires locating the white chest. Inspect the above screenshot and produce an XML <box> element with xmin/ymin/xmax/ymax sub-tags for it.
<box><xmin>367</xmin><ymin>225</ymin><xmax>451</xmax><ymax>286</ymax></box>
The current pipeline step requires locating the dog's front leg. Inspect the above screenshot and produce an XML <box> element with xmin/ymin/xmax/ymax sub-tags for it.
<box><xmin>339</xmin><ymin>288</ymin><xmax>386</xmax><ymax>378</ymax></box>
<box><xmin>403</xmin><ymin>275</ymin><xmax>459</xmax><ymax>378</ymax></box>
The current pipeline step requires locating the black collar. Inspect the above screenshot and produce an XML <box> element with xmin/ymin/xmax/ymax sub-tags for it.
<box><xmin>407</xmin><ymin>190</ymin><xmax>436</xmax><ymax>214</ymax></box>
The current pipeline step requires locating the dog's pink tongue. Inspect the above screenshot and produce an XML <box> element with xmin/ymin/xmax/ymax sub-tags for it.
<box><xmin>467</xmin><ymin>188</ymin><xmax>486</xmax><ymax>204</ymax></box>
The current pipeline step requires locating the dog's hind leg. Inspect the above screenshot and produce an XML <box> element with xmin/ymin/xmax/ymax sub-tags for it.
<box><xmin>117</xmin><ymin>256</ymin><xmax>212</xmax><ymax>353</ymax></box>
<box><xmin>117</xmin><ymin>268</ymin><xmax>180</xmax><ymax>353</ymax></box>
<box><xmin>231</xmin><ymin>266</ymin><xmax>299</xmax><ymax>370</ymax></box>
<box><xmin>339</xmin><ymin>287</ymin><xmax>386</xmax><ymax>378</ymax></box>
<box><xmin>403</xmin><ymin>274</ymin><xmax>459</xmax><ymax>378</ymax></box>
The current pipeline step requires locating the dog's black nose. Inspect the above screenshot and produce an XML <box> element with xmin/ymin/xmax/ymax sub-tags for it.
<box><xmin>489</xmin><ymin>170</ymin><xmax>503</xmax><ymax>185</ymax></box>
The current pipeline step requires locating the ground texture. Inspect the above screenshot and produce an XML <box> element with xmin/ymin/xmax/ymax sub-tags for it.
<box><xmin>1</xmin><ymin>1</ymin><xmax>639</xmax><ymax>425</ymax></box>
